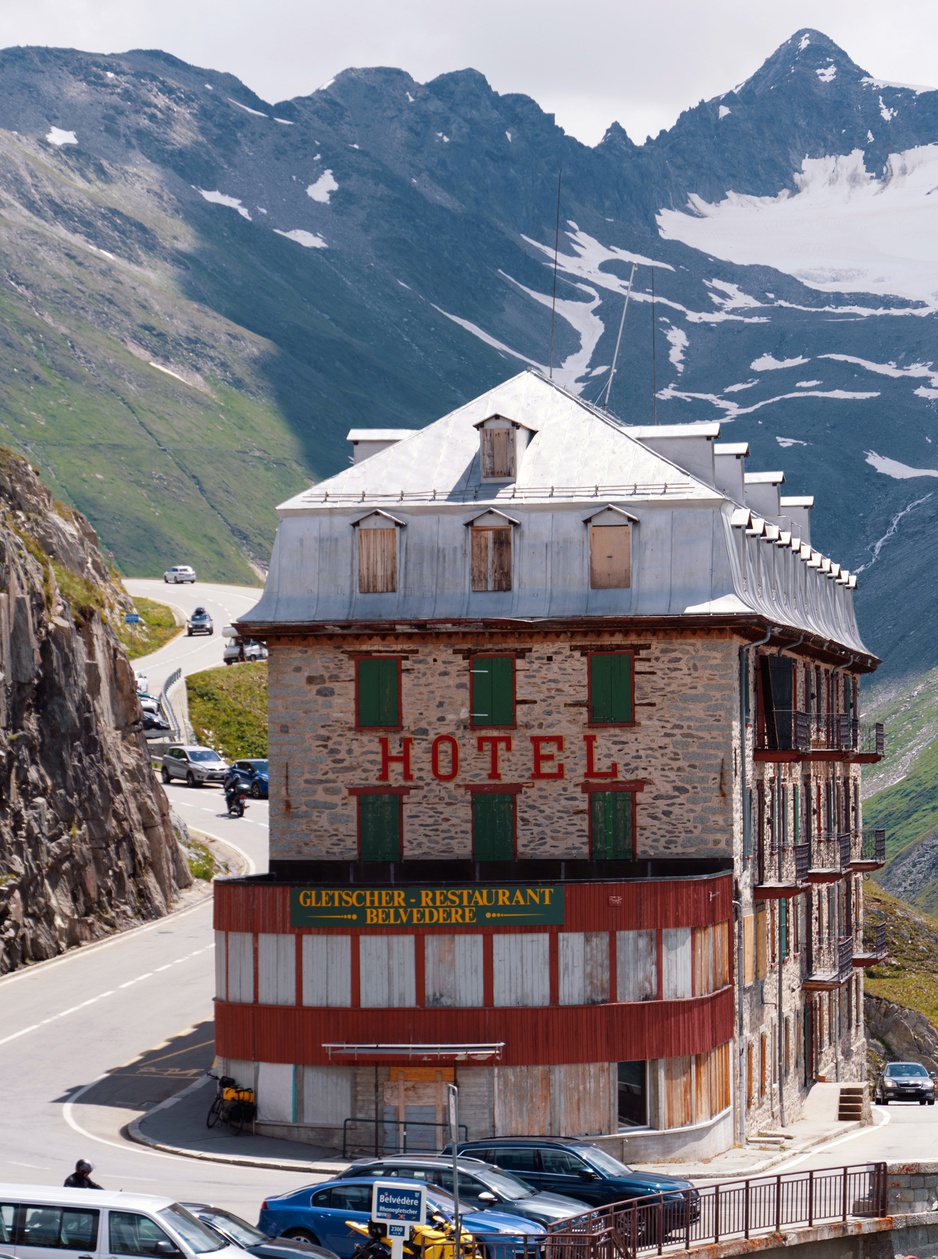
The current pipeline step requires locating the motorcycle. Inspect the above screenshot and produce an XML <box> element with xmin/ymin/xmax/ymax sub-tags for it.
<box><xmin>225</xmin><ymin>786</ymin><xmax>248</xmax><ymax>818</ymax></box>
<box><xmin>348</xmin><ymin>1215</ymin><xmax>480</xmax><ymax>1259</ymax></box>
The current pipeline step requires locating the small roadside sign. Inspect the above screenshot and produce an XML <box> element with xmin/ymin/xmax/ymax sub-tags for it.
<box><xmin>371</xmin><ymin>1182</ymin><xmax>426</xmax><ymax>1225</ymax></box>
<box><xmin>125</xmin><ymin>612</ymin><xmax>141</xmax><ymax>624</ymax></box>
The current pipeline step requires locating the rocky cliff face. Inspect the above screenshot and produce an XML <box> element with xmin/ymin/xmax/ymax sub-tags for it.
<box><xmin>867</xmin><ymin>996</ymin><xmax>938</xmax><ymax>1075</ymax></box>
<box><xmin>0</xmin><ymin>448</ymin><xmax>191</xmax><ymax>972</ymax></box>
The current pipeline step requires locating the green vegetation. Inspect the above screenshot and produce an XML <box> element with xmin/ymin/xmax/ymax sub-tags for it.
<box><xmin>864</xmin><ymin>739</ymin><xmax>938</xmax><ymax>863</ymax></box>
<box><xmin>186</xmin><ymin>840</ymin><xmax>224</xmax><ymax>881</ymax></box>
<box><xmin>115</xmin><ymin>596</ymin><xmax>181</xmax><ymax>658</ymax></box>
<box><xmin>187</xmin><ymin>662</ymin><xmax>268</xmax><ymax>760</ymax></box>
<box><xmin>864</xmin><ymin>882</ymin><xmax>938</xmax><ymax>1027</ymax></box>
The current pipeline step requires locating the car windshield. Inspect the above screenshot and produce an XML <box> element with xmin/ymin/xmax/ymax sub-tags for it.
<box><xmin>158</xmin><ymin>1205</ymin><xmax>226</xmax><ymax>1254</ymax></box>
<box><xmin>189</xmin><ymin>750</ymin><xmax>223</xmax><ymax>763</ymax></box>
<box><xmin>886</xmin><ymin>1063</ymin><xmax>929</xmax><ymax>1077</ymax></box>
<box><xmin>200</xmin><ymin>1210</ymin><xmax>265</xmax><ymax>1246</ymax></box>
<box><xmin>580</xmin><ymin>1147</ymin><xmax>632</xmax><ymax>1176</ymax></box>
<box><xmin>473</xmin><ymin>1168</ymin><xmax>534</xmax><ymax>1200</ymax></box>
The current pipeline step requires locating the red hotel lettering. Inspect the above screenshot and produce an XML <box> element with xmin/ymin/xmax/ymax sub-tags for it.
<box><xmin>378</xmin><ymin>736</ymin><xmax>415</xmax><ymax>782</ymax></box>
<box><xmin>477</xmin><ymin>735</ymin><xmax>512</xmax><ymax>781</ymax></box>
<box><xmin>583</xmin><ymin>733</ymin><xmax>619</xmax><ymax>779</ymax></box>
<box><xmin>430</xmin><ymin>734</ymin><xmax>460</xmax><ymax>781</ymax></box>
<box><xmin>531</xmin><ymin>734</ymin><xmax>565</xmax><ymax>779</ymax></box>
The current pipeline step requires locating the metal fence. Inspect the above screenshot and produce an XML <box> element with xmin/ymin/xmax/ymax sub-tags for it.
<box><xmin>342</xmin><ymin>1116</ymin><xmax>468</xmax><ymax>1158</ymax></box>
<box><xmin>534</xmin><ymin>1162</ymin><xmax>886</xmax><ymax>1259</ymax></box>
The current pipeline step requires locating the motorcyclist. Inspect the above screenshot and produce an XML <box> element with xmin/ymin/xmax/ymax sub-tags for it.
<box><xmin>223</xmin><ymin>765</ymin><xmax>243</xmax><ymax>813</ymax></box>
<box><xmin>64</xmin><ymin>1159</ymin><xmax>102</xmax><ymax>1189</ymax></box>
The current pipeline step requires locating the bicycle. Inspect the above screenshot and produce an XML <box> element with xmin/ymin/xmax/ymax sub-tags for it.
<box><xmin>206</xmin><ymin>1072</ymin><xmax>256</xmax><ymax>1135</ymax></box>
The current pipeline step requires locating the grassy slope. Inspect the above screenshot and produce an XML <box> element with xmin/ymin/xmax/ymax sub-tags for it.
<box><xmin>186</xmin><ymin>662</ymin><xmax>268</xmax><ymax>760</ymax></box>
<box><xmin>864</xmin><ymin>882</ymin><xmax>938</xmax><ymax>1027</ymax></box>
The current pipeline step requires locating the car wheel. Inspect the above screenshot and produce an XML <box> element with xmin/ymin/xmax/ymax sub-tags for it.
<box><xmin>283</xmin><ymin>1231</ymin><xmax>320</xmax><ymax>1246</ymax></box>
<box><xmin>881</xmin><ymin>1098</ymin><xmax>888</xmax><ymax>1105</ymax></box>
<box><xmin>161</xmin><ymin>767</ymin><xmax>171</xmax><ymax>784</ymax></box>
<box><xmin>921</xmin><ymin>1098</ymin><xmax>928</xmax><ymax>1106</ymax></box>
<box><xmin>186</xmin><ymin>771</ymin><xmax>197</xmax><ymax>787</ymax></box>
<box><xmin>251</xmin><ymin>783</ymin><xmax>262</xmax><ymax>798</ymax></box>
<box><xmin>929</xmin><ymin>1100</ymin><xmax>935</xmax><ymax>1106</ymax></box>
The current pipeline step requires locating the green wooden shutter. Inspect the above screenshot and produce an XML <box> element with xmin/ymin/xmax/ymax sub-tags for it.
<box><xmin>591</xmin><ymin>791</ymin><xmax>634</xmax><ymax>859</ymax></box>
<box><xmin>359</xmin><ymin>794</ymin><xmax>401</xmax><ymax>860</ymax></box>
<box><xmin>472</xmin><ymin>793</ymin><xmax>515</xmax><ymax>860</ymax></box>
<box><xmin>470</xmin><ymin>656</ymin><xmax>514</xmax><ymax>726</ymax></box>
<box><xmin>357</xmin><ymin>658</ymin><xmax>399</xmax><ymax>727</ymax></box>
<box><xmin>589</xmin><ymin>653</ymin><xmax>633</xmax><ymax>724</ymax></box>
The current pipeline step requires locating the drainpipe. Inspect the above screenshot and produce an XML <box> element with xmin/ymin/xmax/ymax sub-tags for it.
<box><xmin>737</xmin><ymin>625</ymin><xmax>778</xmax><ymax>1146</ymax></box>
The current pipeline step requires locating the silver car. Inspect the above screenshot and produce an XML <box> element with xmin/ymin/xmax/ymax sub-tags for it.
<box><xmin>161</xmin><ymin>745</ymin><xmax>228</xmax><ymax>786</ymax></box>
<box><xmin>164</xmin><ymin>565</ymin><xmax>197</xmax><ymax>583</ymax></box>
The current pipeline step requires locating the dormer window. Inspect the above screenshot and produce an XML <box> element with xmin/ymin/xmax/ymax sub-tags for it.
<box><xmin>353</xmin><ymin>511</ymin><xmax>404</xmax><ymax>594</ymax></box>
<box><xmin>467</xmin><ymin>509</ymin><xmax>518</xmax><ymax>592</ymax></box>
<box><xmin>474</xmin><ymin>414</ymin><xmax>535</xmax><ymax>483</ymax></box>
<box><xmin>585</xmin><ymin>505</ymin><xmax>636</xmax><ymax>590</ymax></box>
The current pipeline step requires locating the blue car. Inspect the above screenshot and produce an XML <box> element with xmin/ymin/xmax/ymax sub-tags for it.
<box><xmin>231</xmin><ymin>758</ymin><xmax>269</xmax><ymax>798</ymax></box>
<box><xmin>258</xmin><ymin>1177</ymin><xmax>545</xmax><ymax>1259</ymax></box>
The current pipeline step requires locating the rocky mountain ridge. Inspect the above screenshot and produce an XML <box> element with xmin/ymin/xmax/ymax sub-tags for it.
<box><xmin>0</xmin><ymin>448</ymin><xmax>191</xmax><ymax>972</ymax></box>
<box><xmin>1</xmin><ymin>31</ymin><xmax>938</xmax><ymax>682</ymax></box>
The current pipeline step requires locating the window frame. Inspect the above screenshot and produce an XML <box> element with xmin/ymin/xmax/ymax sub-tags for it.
<box><xmin>469</xmin><ymin>654</ymin><xmax>516</xmax><ymax>728</ymax></box>
<box><xmin>470</xmin><ymin>526</ymin><xmax>513</xmax><ymax>592</ymax></box>
<box><xmin>587</xmin><ymin>650</ymin><xmax>635</xmax><ymax>727</ymax></box>
<box><xmin>586</xmin><ymin>786</ymin><xmax>637</xmax><ymax>860</ymax></box>
<box><xmin>354</xmin><ymin>656</ymin><xmax>402</xmax><ymax>731</ymax></box>
<box><xmin>356</xmin><ymin>791</ymin><xmax>404</xmax><ymax>862</ymax></box>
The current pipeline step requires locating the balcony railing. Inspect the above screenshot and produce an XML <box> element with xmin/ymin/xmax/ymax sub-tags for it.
<box><xmin>804</xmin><ymin>935</ymin><xmax>855</xmax><ymax>989</ymax></box>
<box><xmin>755</xmin><ymin>712</ymin><xmax>884</xmax><ymax>761</ymax></box>
<box><xmin>755</xmin><ymin>842</ymin><xmax>811</xmax><ymax>897</ymax></box>
<box><xmin>853</xmin><ymin>829</ymin><xmax>886</xmax><ymax>869</ymax></box>
<box><xmin>855</xmin><ymin>920</ymin><xmax>888</xmax><ymax>968</ymax></box>
<box><xmin>806</xmin><ymin>834</ymin><xmax>850</xmax><ymax>880</ymax></box>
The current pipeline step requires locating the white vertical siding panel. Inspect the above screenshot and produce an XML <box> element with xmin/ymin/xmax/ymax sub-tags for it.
<box><xmin>661</xmin><ymin>927</ymin><xmax>693</xmax><ymax>999</ymax></box>
<box><xmin>302</xmin><ymin>935</ymin><xmax>352</xmax><ymax>1006</ymax></box>
<box><xmin>616</xmin><ymin>929</ymin><xmax>657</xmax><ymax>1001</ymax></box>
<box><xmin>258</xmin><ymin>933</ymin><xmax>296</xmax><ymax>1005</ymax></box>
<box><xmin>425</xmin><ymin>935</ymin><xmax>484</xmax><ymax>1007</ymax></box>
<box><xmin>303</xmin><ymin>1066</ymin><xmax>355</xmax><ymax>1125</ymax></box>
<box><xmin>493</xmin><ymin>933</ymin><xmax>550</xmax><ymax>1006</ymax></box>
<box><xmin>214</xmin><ymin>931</ymin><xmax>227</xmax><ymax>1001</ymax></box>
<box><xmin>257</xmin><ymin>1062</ymin><xmax>295</xmax><ymax>1122</ymax></box>
<box><xmin>559</xmin><ymin>933</ymin><xmax>586</xmax><ymax>1004</ymax></box>
<box><xmin>227</xmin><ymin>932</ymin><xmax>254</xmax><ymax>1004</ymax></box>
<box><xmin>360</xmin><ymin>936</ymin><xmax>416</xmax><ymax>1007</ymax></box>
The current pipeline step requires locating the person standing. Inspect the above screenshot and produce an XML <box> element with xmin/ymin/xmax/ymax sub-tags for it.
<box><xmin>64</xmin><ymin>1160</ymin><xmax>102</xmax><ymax>1189</ymax></box>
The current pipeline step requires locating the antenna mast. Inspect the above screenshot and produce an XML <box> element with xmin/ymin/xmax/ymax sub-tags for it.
<box><xmin>601</xmin><ymin>262</ymin><xmax>637</xmax><ymax>411</ymax></box>
<box><xmin>651</xmin><ymin>268</ymin><xmax>658</xmax><ymax>424</ymax></box>
<box><xmin>548</xmin><ymin>170</ymin><xmax>562</xmax><ymax>379</ymax></box>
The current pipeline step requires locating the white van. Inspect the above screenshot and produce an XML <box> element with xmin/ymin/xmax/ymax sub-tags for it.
<box><xmin>0</xmin><ymin>1185</ymin><xmax>249</xmax><ymax>1259</ymax></box>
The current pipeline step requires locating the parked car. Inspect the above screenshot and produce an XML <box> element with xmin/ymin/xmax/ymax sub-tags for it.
<box><xmin>339</xmin><ymin>1156</ymin><xmax>585</xmax><ymax>1226</ymax></box>
<box><xmin>161</xmin><ymin>745</ymin><xmax>229</xmax><ymax>786</ymax></box>
<box><xmin>164</xmin><ymin>565</ymin><xmax>197</xmax><ymax>583</ymax></box>
<box><xmin>142</xmin><ymin>711</ymin><xmax>171</xmax><ymax>734</ymax></box>
<box><xmin>182</xmin><ymin>1203</ymin><xmax>338</xmax><ymax>1259</ymax></box>
<box><xmin>137</xmin><ymin>692</ymin><xmax>160</xmax><ymax>713</ymax></box>
<box><xmin>224</xmin><ymin>634</ymin><xmax>268</xmax><ymax>664</ymax></box>
<box><xmin>874</xmin><ymin>1061</ymin><xmax>937</xmax><ymax>1105</ymax></box>
<box><xmin>257</xmin><ymin>1177</ymin><xmax>545</xmax><ymax>1259</ymax></box>
<box><xmin>446</xmin><ymin>1138</ymin><xmax>698</xmax><ymax>1225</ymax></box>
<box><xmin>230</xmin><ymin>758</ymin><xmax>269</xmax><ymax>798</ymax></box>
<box><xmin>134</xmin><ymin>669</ymin><xmax>149</xmax><ymax>692</ymax></box>
<box><xmin>187</xmin><ymin>607</ymin><xmax>214</xmax><ymax>636</ymax></box>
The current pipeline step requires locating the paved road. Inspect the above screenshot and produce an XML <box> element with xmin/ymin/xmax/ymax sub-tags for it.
<box><xmin>775</xmin><ymin>1102</ymin><xmax>938</xmax><ymax>1172</ymax></box>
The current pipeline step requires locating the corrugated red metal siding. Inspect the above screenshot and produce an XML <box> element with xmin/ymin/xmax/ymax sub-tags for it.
<box><xmin>215</xmin><ymin>987</ymin><xmax>733</xmax><ymax>1066</ymax></box>
<box><xmin>213</xmin><ymin>873</ymin><xmax>733</xmax><ymax>934</ymax></box>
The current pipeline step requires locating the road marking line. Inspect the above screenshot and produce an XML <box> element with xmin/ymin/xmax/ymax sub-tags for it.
<box><xmin>772</xmin><ymin>1105</ymin><xmax>891</xmax><ymax>1172</ymax></box>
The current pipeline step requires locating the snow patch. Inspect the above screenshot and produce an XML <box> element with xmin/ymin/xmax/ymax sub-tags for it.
<box><xmin>105</xmin><ymin>71</ymin><xmax>115</xmax><ymax>79</ymax></box>
<box><xmin>657</xmin><ymin>146</ymin><xmax>938</xmax><ymax>309</ymax></box>
<box><xmin>879</xmin><ymin>97</ymin><xmax>896</xmax><ymax>122</ymax></box>
<box><xmin>862</xmin><ymin>75</ymin><xmax>935</xmax><ymax>94</ymax></box>
<box><xmin>306</xmin><ymin>170</ymin><xmax>338</xmax><ymax>203</ymax></box>
<box><xmin>915</xmin><ymin>386</ymin><xmax>938</xmax><ymax>399</ymax></box>
<box><xmin>433</xmin><ymin>305</ymin><xmax>543</xmax><ymax>370</ymax></box>
<box><xmin>706</xmin><ymin>279</ymin><xmax>762</xmax><ymax>309</ymax></box>
<box><xmin>436</xmin><ymin>132</ymin><xmax>450</xmax><ymax>143</ymax></box>
<box><xmin>816</xmin><ymin>64</ymin><xmax>836</xmax><ymax>83</ymax></box>
<box><xmin>796</xmin><ymin>379</ymin><xmax>822</xmax><ymax>388</ymax></box>
<box><xmin>776</xmin><ymin>436</ymin><xmax>808</xmax><ymax>447</ymax></box>
<box><xmin>46</xmin><ymin>127</ymin><xmax>77</xmax><ymax>146</ymax></box>
<box><xmin>228</xmin><ymin>97</ymin><xmax>268</xmax><ymax>118</ymax></box>
<box><xmin>274</xmin><ymin>228</ymin><xmax>327</xmax><ymax>249</ymax></box>
<box><xmin>821</xmin><ymin>352</ymin><xmax>938</xmax><ymax>388</ymax></box>
<box><xmin>856</xmin><ymin>491</ymin><xmax>934</xmax><ymax>572</ymax></box>
<box><xmin>499</xmin><ymin>270</ymin><xmax>603</xmax><ymax>391</ymax></box>
<box><xmin>718</xmin><ymin>106</ymin><xmax>731</xmax><ymax>120</ymax></box>
<box><xmin>867</xmin><ymin>130</ymin><xmax>875</xmax><ymax>143</ymax></box>
<box><xmin>865</xmin><ymin>451</ymin><xmax>938</xmax><ymax>478</ymax></box>
<box><xmin>274</xmin><ymin>117</ymin><xmax>294</xmax><ymax>125</ymax></box>
<box><xmin>149</xmin><ymin>362</ymin><xmax>190</xmax><ymax>384</ymax></box>
<box><xmin>664</xmin><ymin>324</ymin><xmax>688</xmax><ymax>374</ymax></box>
<box><xmin>406</xmin><ymin>91</ymin><xmax>414</xmax><ymax>103</ymax></box>
<box><xmin>506</xmin><ymin>130</ymin><xmax>512</xmax><ymax>142</ymax></box>
<box><xmin>318</xmin><ymin>78</ymin><xmax>335</xmax><ymax>92</ymax></box>
<box><xmin>724</xmin><ymin>380</ymin><xmax>759</xmax><ymax>393</ymax></box>
<box><xmin>197</xmin><ymin>189</ymin><xmax>251</xmax><ymax>219</ymax></box>
<box><xmin>798</xmin><ymin>33</ymin><xmax>811</xmax><ymax>50</ymax></box>
<box><xmin>751</xmin><ymin>354</ymin><xmax>810</xmax><ymax>370</ymax></box>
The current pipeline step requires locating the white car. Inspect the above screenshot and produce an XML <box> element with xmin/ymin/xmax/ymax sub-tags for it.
<box><xmin>134</xmin><ymin>669</ymin><xmax>148</xmax><ymax>692</ymax></box>
<box><xmin>161</xmin><ymin>745</ymin><xmax>229</xmax><ymax>786</ymax></box>
<box><xmin>163</xmin><ymin>565</ymin><xmax>197</xmax><ymax>583</ymax></box>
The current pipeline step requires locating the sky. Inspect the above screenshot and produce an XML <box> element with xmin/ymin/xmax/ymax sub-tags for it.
<box><xmin>2</xmin><ymin>0</ymin><xmax>938</xmax><ymax>145</ymax></box>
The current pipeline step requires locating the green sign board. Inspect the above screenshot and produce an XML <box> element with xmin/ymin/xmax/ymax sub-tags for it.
<box><xmin>291</xmin><ymin>885</ymin><xmax>564</xmax><ymax>928</ymax></box>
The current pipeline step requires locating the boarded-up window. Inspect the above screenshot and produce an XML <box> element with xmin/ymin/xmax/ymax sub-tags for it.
<box><xmin>589</xmin><ymin>652</ymin><xmax>634</xmax><ymax>724</ymax></box>
<box><xmin>693</xmin><ymin>921</ymin><xmax>731</xmax><ymax>996</ymax></box>
<box><xmin>360</xmin><ymin>935</ymin><xmax>415</xmax><ymax>1007</ymax></box>
<box><xmin>694</xmin><ymin>1042</ymin><xmax>731</xmax><ymax>1122</ymax></box>
<box><xmin>356</xmin><ymin>657</ymin><xmax>400</xmax><ymax>728</ymax></box>
<box><xmin>559</xmin><ymin>932</ymin><xmax>610</xmax><ymax>1005</ymax></box>
<box><xmin>472</xmin><ymin>792</ymin><xmax>515</xmax><ymax>860</ymax></box>
<box><xmin>492</xmin><ymin>933</ymin><xmax>550</xmax><ymax>1006</ymax></box>
<box><xmin>358</xmin><ymin>793</ymin><xmax>402</xmax><ymax>861</ymax></box>
<box><xmin>661</xmin><ymin>927</ymin><xmax>692</xmax><ymax>999</ymax></box>
<box><xmin>302</xmin><ymin>936</ymin><xmax>352</xmax><ymax>1006</ymax></box>
<box><xmin>590</xmin><ymin>524</ymin><xmax>631</xmax><ymax>589</ymax></box>
<box><xmin>481</xmin><ymin>426</ymin><xmax>516</xmax><ymax>479</ymax></box>
<box><xmin>617</xmin><ymin>929</ymin><xmax>657</xmax><ymax>1001</ymax></box>
<box><xmin>471</xmin><ymin>526</ymin><xmax>512</xmax><ymax>591</ymax></box>
<box><xmin>425</xmin><ymin>935</ymin><xmax>484</xmax><ymax>1007</ymax></box>
<box><xmin>227</xmin><ymin>931</ymin><xmax>254</xmax><ymax>1003</ymax></box>
<box><xmin>258</xmin><ymin>933</ymin><xmax>296</xmax><ymax>1005</ymax></box>
<box><xmin>358</xmin><ymin>525</ymin><xmax>397</xmax><ymax>593</ymax></box>
<box><xmin>661</xmin><ymin>1055</ymin><xmax>693</xmax><ymax>1128</ymax></box>
<box><xmin>470</xmin><ymin>655</ymin><xmax>514</xmax><ymax>727</ymax></box>
<box><xmin>743</xmin><ymin>914</ymin><xmax>755</xmax><ymax>986</ymax></box>
<box><xmin>590</xmin><ymin>790</ymin><xmax>634</xmax><ymax>859</ymax></box>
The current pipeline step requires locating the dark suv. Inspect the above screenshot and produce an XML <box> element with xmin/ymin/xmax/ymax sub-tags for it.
<box><xmin>445</xmin><ymin>1139</ymin><xmax>698</xmax><ymax>1227</ymax></box>
<box><xmin>339</xmin><ymin>1155</ymin><xmax>586</xmax><ymax>1225</ymax></box>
